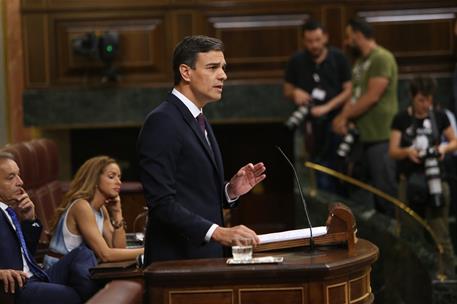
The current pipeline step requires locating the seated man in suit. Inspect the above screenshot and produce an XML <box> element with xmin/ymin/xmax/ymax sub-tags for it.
<box><xmin>0</xmin><ymin>151</ymin><xmax>98</xmax><ymax>303</ymax></box>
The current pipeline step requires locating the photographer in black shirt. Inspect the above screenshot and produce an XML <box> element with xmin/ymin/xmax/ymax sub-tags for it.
<box><xmin>284</xmin><ymin>19</ymin><xmax>352</xmax><ymax>193</ymax></box>
<box><xmin>389</xmin><ymin>75</ymin><xmax>457</xmax><ymax>278</ymax></box>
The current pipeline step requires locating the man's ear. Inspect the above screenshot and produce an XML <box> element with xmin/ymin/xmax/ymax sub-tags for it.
<box><xmin>354</xmin><ymin>31</ymin><xmax>364</xmax><ymax>42</ymax></box>
<box><xmin>179</xmin><ymin>64</ymin><xmax>192</xmax><ymax>82</ymax></box>
<box><xmin>323</xmin><ymin>32</ymin><xmax>329</xmax><ymax>45</ymax></box>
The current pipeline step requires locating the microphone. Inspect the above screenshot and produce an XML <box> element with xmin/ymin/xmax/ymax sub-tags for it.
<box><xmin>276</xmin><ymin>146</ymin><xmax>315</xmax><ymax>251</ymax></box>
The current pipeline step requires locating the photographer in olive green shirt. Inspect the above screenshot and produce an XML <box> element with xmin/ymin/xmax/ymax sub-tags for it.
<box><xmin>333</xmin><ymin>18</ymin><xmax>398</xmax><ymax>216</ymax></box>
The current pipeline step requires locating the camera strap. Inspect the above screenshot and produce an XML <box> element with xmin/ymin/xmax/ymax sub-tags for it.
<box><xmin>428</xmin><ymin>108</ymin><xmax>440</xmax><ymax>146</ymax></box>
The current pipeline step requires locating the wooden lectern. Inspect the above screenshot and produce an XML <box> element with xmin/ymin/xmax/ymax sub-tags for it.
<box><xmin>145</xmin><ymin>203</ymin><xmax>379</xmax><ymax>304</ymax></box>
<box><xmin>255</xmin><ymin>202</ymin><xmax>358</xmax><ymax>254</ymax></box>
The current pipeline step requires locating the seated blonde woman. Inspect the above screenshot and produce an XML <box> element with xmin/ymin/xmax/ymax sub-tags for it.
<box><xmin>43</xmin><ymin>156</ymin><xmax>143</xmax><ymax>269</ymax></box>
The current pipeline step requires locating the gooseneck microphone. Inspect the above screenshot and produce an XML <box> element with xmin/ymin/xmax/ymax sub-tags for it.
<box><xmin>276</xmin><ymin>146</ymin><xmax>315</xmax><ymax>251</ymax></box>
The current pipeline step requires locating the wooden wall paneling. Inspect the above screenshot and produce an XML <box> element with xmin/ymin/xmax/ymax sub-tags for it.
<box><xmin>371</xmin><ymin>20</ymin><xmax>454</xmax><ymax>57</ymax></box>
<box><xmin>321</xmin><ymin>5</ymin><xmax>346</xmax><ymax>50</ymax></box>
<box><xmin>27</xmin><ymin>0</ymin><xmax>168</xmax><ymax>10</ymax></box>
<box><xmin>168</xmin><ymin>10</ymin><xmax>199</xmax><ymax>50</ymax></box>
<box><xmin>22</xmin><ymin>14</ymin><xmax>50</xmax><ymax>87</ymax></box>
<box><xmin>51</xmin><ymin>13</ymin><xmax>168</xmax><ymax>86</ymax></box>
<box><xmin>171</xmin><ymin>0</ymin><xmax>198</xmax><ymax>4</ymax></box>
<box><xmin>207</xmin><ymin>14</ymin><xmax>309</xmax><ymax>79</ymax></box>
<box><xmin>6</xmin><ymin>0</ymin><xmax>32</xmax><ymax>141</ymax></box>
<box><xmin>19</xmin><ymin>1</ymin><xmax>457</xmax><ymax>88</ymax></box>
<box><xmin>21</xmin><ymin>0</ymin><xmax>47</xmax><ymax>10</ymax></box>
<box><xmin>358</xmin><ymin>8</ymin><xmax>457</xmax><ymax>73</ymax></box>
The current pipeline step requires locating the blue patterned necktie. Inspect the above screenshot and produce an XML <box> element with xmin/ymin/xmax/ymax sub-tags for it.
<box><xmin>5</xmin><ymin>207</ymin><xmax>49</xmax><ymax>281</ymax></box>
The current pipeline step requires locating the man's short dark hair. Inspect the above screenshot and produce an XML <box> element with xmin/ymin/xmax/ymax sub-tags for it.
<box><xmin>348</xmin><ymin>18</ymin><xmax>374</xmax><ymax>39</ymax></box>
<box><xmin>409</xmin><ymin>75</ymin><xmax>437</xmax><ymax>98</ymax></box>
<box><xmin>172</xmin><ymin>35</ymin><xmax>224</xmax><ymax>85</ymax></box>
<box><xmin>302</xmin><ymin>19</ymin><xmax>325</xmax><ymax>33</ymax></box>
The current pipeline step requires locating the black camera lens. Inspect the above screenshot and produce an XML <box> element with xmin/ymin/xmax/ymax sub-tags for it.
<box><xmin>337</xmin><ymin>127</ymin><xmax>359</xmax><ymax>158</ymax></box>
<box><xmin>285</xmin><ymin>106</ymin><xmax>310</xmax><ymax>130</ymax></box>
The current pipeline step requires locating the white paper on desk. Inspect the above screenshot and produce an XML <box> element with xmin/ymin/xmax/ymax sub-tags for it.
<box><xmin>258</xmin><ymin>226</ymin><xmax>328</xmax><ymax>244</ymax></box>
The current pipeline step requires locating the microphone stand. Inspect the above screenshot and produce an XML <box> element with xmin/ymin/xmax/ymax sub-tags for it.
<box><xmin>276</xmin><ymin>146</ymin><xmax>316</xmax><ymax>253</ymax></box>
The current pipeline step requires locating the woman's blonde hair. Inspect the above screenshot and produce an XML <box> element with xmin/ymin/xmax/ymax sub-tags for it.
<box><xmin>51</xmin><ymin>155</ymin><xmax>118</xmax><ymax>232</ymax></box>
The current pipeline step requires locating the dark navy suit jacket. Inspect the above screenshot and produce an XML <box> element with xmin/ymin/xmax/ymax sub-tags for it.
<box><xmin>0</xmin><ymin>207</ymin><xmax>42</xmax><ymax>270</ymax></box>
<box><xmin>138</xmin><ymin>93</ymin><xmax>237</xmax><ymax>263</ymax></box>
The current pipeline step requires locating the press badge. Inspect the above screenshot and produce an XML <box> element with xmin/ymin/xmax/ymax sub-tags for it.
<box><xmin>311</xmin><ymin>88</ymin><xmax>326</xmax><ymax>101</ymax></box>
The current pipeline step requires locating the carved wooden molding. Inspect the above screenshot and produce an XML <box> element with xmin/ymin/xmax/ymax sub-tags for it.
<box><xmin>359</xmin><ymin>7</ymin><xmax>457</xmax><ymax>22</ymax></box>
<box><xmin>208</xmin><ymin>14</ymin><xmax>308</xmax><ymax>29</ymax></box>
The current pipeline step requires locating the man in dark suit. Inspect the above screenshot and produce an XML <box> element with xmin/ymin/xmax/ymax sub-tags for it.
<box><xmin>138</xmin><ymin>35</ymin><xmax>266</xmax><ymax>264</ymax></box>
<box><xmin>0</xmin><ymin>152</ymin><xmax>98</xmax><ymax>303</ymax></box>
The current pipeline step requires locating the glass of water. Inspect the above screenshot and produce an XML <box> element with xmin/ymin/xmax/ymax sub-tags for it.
<box><xmin>231</xmin><ymin>245</ymin><xmax>253</xmax><ymax>261</ymax></box>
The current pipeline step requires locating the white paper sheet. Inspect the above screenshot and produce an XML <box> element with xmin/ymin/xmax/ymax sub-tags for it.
<box><xmin>258</xmin><ymin>226</ymin><xmax>327</xmax><ymax>244</ymax></box>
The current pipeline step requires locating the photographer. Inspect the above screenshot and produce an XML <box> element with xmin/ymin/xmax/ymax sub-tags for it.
<box><xmin>283</xmin><ymin>19</ymin><xmax>351</xmax><ymax>192</ymax></box>
<box><xmin>389</xmin><ymin>75</ymin><xmax>457</xmax><ymax>278</ymax></box>
<box><xmin>333</xmin><ymin>18</ymin><xmax>398</xmax><ymax>217</ymax></box>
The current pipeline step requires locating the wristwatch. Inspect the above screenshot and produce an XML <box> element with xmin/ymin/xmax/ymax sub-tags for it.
<box><xmin>111</xmin><ymin>218</ymin><xmax>126</xmax><ymax>229</ymax></box>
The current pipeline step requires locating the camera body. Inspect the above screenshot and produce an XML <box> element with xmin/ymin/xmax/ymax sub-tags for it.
<box><xmin>336</xmin><ymin>127</ymin><xmax>359</xmax><ymax>158</ymax></box>
<box><xmin>420</xmin><ymin>147</ymin><xmax>444</xmax><ymax>208</ymax></box>
<box><xmin>285</xmin><ymin>105</ymin><xmax>311</xmax><ymax>130</ymax></box>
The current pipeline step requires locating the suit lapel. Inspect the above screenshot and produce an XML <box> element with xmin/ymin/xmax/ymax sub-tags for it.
<box><xmin>206</xmin><ymin>122</ymin><xmax>224</xmax><ymax>176</ymax></box>
<box><xmin>0</xmin><ymin>208</ymin><xmax>19</xmax><ymax>240</ymax></box>
<box><xmin>168</xmin><ymin>94</ymin><xmax>221</xmax><ymax>175</ymax></box>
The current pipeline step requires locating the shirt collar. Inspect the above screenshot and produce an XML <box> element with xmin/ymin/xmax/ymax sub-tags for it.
<box><xmin>0</xmin><ymin>202</ymin><xmax>8</xmax><ymax>211</ymax></box>
<box><xmin>172</xmin><ymin>88</ymin><xmax>203</xmax><ymax>119</ymax></box>
<box><xmin>0</xmin><ymin>202</ymin><xmax>13</xmax><ymax>225</ymax></box>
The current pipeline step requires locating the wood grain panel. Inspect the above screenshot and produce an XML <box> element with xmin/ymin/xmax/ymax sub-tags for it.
<box><xmin>169</xmin><ymin>11</ymin><xmax>198</xmax><ymax>48</ymax></box>
<box><xmin>327</xmin><ymin>282</ymin><xmax>348</xmax><ymax>304</ymax></box>
<box><xmin>36</xmin><ymin>0</ymin><xmax>168</xmax><ymax>10</ymax></box>
<box><xmin>239</xmin><ymin>287</ymin><xmax>304</xmax><ymax>304</ymax></box>
<box><xmin>23</xmin><ymin>14</ymin><xmax>49</xmax><ymax>87</ymax></box>
<box><xmin>322</xmin><ymin>5</ymin><xmax>346</xmax><ymax>49</ymax></box>
<box><xmin>169</xmin><ymin>289</ymin><xmax>233</xmax><ymax>304</ymax></box>
<box><xmin>358</xmin><ymin>8</ymin><xmax>457</xmax><ymax>73</ymax></box>
<box><xmin>53</xmin><ymin>16</ymin><xmax>167</xmax><ymax>85</ymax></box>
<box><xmin>372</xmin><ymin>20</ymin><xmax>454</xmax><ymax>57</ymax></box>
<box><xmin>208</xmin><ymin>14</ymin><xmax>308</xmax><ymax>78</ymax></box>
<box><xmin>21</xmin><ymin>0</ymin><xmax>47</xmax><ymax>9</ymax></box>
<box><xmin>172</xmin><ymin>0</ymin><xmax>198</xmax><ymax>4</ymax></box>
<box><xmin>349</xmin><ymin>273</ymin><xmax>370</xmax><ymax>303</ymax></box>
<box><xmin>19</xmin><ymin>0</ymin><xmax>457</xmax><ymax>88</ymax></box>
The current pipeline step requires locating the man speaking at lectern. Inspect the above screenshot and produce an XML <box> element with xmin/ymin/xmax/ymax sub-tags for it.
<box><xmin>137</xmin><ymin>35</ymin><xmax>266</xmax><ymax>264</ymax></box>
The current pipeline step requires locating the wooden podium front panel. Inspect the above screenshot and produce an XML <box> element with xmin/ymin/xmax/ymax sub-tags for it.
<box><xmin>168</xmin><ymin>289</ymin><xmax>233</xmax><ymax>304</ymax></box>
<box><xmin>239</xmin><ymin>287</ymin><xmax>304</xmax><ymax>304</ymax></box>
<box><xmin>145</xmin><ymin>239</ymin><xmax>378</xmax><ymax>304</ymax></box>
<box><xmin>327</xmin><ymin>282</ymin><xmax>347</xmax><ymax>303</ymax></box>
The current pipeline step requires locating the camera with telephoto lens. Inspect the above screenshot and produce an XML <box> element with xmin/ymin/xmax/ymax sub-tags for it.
<box><xmin>285</xmin><ymin>105</ymin><xmax>312</xmax><ymax>130</ymax></box>
<box><xmin>336</xmin><ymin>127</ymin><xmax>359</xmax><ymax>158</ymax></box>
<box><xmin>285</xmin><ymin>99</ymin><xmax>316</xmax><ymax>130</ymax></box>
<box><xmin>420</xmin><ymin>147</ymin><xmax>444</xmax><ymax>208</ymax></box>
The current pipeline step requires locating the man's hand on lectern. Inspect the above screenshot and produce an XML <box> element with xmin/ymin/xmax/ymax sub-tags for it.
<box><xmin>212</xmin><ymin>225</ymin><xmax>260</xmax><ymax>247</ymax></box>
